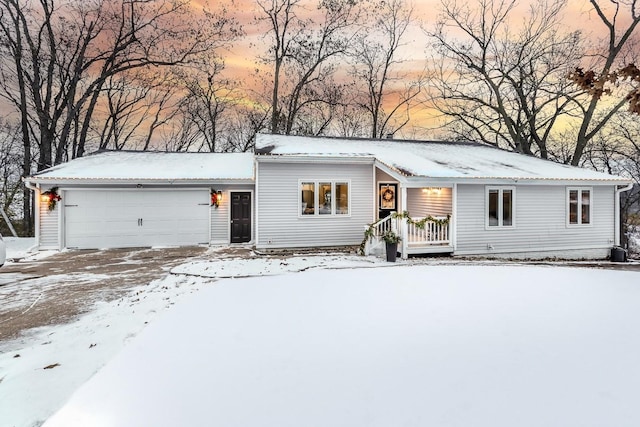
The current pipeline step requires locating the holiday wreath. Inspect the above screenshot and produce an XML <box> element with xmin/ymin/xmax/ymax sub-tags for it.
<box><xmin>42</xmin><ymin>187</ymin><xmax>62</xmax><ymax>211</ymax></box>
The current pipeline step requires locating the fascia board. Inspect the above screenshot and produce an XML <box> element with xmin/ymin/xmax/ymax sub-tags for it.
<box><xmin>255</xmin><ymin>155</ymin><xmax>375</xmax><ymax>164</ymax></box>
<box><xmin>402</xmin><ymin>176</ymin><xmax>632</xmax><ymax>186</ymax></box>
<box><xmin>23</xmin><ymin>177</ymin><xmax>255</xmax><ymax>186</ymax></box>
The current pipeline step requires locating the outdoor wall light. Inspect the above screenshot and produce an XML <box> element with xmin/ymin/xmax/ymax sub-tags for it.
<box><xmin>211</xmin><ymin>189</ymin><xmax>222</xmax><ymax>207</ymax></box>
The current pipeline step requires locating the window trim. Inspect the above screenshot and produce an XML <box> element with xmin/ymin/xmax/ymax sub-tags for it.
<box><xmin>485</xmin><ymin>186</ymin><xmax>516</xmax><ymax>229</ymax></box>
<box><xmin>566</xmin><ymin>187</ymin><xmax>592</xmax><ymax>227</ymax></box>
<box><xmin>298</xmin><ymin>179</ymin><xmax>351</xmax><ymax>218</ymax></box>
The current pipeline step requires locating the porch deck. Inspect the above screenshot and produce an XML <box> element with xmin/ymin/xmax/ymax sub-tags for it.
<box><xmin>365</xmin><ymin>214</ymin><xmax>453</xmax><ymax>258</ymax></box>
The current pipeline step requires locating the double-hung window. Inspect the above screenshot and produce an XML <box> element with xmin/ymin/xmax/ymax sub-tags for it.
<box><xmin>300</xmin><ymin>180</ymin><xmax>349</xmax><ymax>216</ymax></box>
<box><xmin>567</xmin><ymin>187</ymin><xmax>591</xmax><ymax>226</ymax></box>
<box><xmin>486</xmin><ymin>186</ymin><xmax>515</xmax><ymax>228</ymax></box>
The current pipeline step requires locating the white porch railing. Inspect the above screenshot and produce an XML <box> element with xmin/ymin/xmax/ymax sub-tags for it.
<box><xmin>363</xmin><ymin>214</ymin><xmax>399</xmax><ymax>255</ymax></box>
<box><xmin>405</xmin><ymin>216</ymin><xmax>450</xmax><ymax>246</ymax></box>
<box><xmin>364</xmin><ymin>214</ymin><xmax>452</xmax><ymax>257</ymax></box>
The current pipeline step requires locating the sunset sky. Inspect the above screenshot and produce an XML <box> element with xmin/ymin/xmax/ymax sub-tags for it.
<box><xmin>210</xmin><ymin>0</ymin><xmax>623</xmax><ymax>135</ymax></box>
<box><xmin>221</xmin><ymin>0</ymin><xmax>611</xmax><ymax>77</ymax></box>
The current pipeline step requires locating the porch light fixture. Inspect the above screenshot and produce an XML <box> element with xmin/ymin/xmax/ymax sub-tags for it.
<box><xmin>422</xmin><ymin>187</ymin><xmax>442</xmax><ymax>195</ymax></box>
<box><xmin>211</xmin><ymin>189</ymin><xmax>222</xmax><ymax>208</ymax></box>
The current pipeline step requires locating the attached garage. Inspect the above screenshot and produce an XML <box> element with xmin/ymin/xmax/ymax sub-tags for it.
<box><xmin>25</xmin><ymin>151</ymin><xmax>255</xmax><ymax>251</ymax></box>
<box><xmin>64</xmin><ymin>189</ymin><xmax>211</xmax><ymax>249</ymax></box>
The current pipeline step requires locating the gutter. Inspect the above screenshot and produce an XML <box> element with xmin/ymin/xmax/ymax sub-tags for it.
<box><xmin>23</xmin><ymin>178</ymin><xmax>40</xmax><ymax>253</ymax></box>
<box><xmin>615</xmin><ymin>182</ymin><xmax>634</xmax><ymax>247</ymax></box>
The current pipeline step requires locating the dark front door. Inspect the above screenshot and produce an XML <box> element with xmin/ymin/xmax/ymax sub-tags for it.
<box><xmin>231</xmin><ymin>192</ymin><xmax>252</xmax><ymax>243</ymax></box>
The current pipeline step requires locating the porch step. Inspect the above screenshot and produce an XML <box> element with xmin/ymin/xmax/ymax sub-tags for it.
<box><xmin>403</xmin><ymin>245</ymin><xmax>454</xmax><ymax>255</ymax></box>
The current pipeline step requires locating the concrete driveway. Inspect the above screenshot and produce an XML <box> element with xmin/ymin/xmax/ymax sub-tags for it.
<box><xmin>0</xmin><ymin>246</ymin><xmax>209</xmax><ymax>342</ymax></box>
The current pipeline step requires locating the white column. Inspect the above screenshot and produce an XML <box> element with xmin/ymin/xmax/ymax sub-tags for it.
<box><xmin>451</xmin><ymin>183</ymin><xmax>457</xmax><ymax>252</ymax></box>
<box><xmin>401</xmin><ymin>185</ymin><xmax>408</xmax><ymax>259</ymax></box>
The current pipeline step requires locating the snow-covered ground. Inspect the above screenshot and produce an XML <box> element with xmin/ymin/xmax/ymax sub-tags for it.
<box><xmin>0</xmin><ymin>241</ymin><xmax>388</xmax><ymax>427</ymax></box>
<box><xmin>0</xmin><ymin>236</ymin><xmax>640</xmax><ymax>427</ymax></box>
<box><xmin>2</xmin><ymin>236</ymin><xmax>56</xmax><ymax>263</ymax></box>
<box><xmin>3</xmin><ymin>236</ymin><xmax>36</xmax><ymax>260</ymax></box>
<box><xmin>2</xmin><ymin>239</ymin><xmax>640</xmax><ymax>427</ymax></box>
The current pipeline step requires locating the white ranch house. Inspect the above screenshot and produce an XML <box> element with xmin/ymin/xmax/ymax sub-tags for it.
<box><xmin>25</xmin><ymin>134</ymin><xmax>633</xmax><ymax>259</ymax></box>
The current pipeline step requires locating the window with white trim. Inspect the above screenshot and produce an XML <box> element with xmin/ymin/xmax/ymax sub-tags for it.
<box><xmin>568</xmin><ymin>187</ymin><xmax>591</xmax><ymax>225</ymax></box>
<box><xmin>486</xmin><ymin>186</ymin><xmax>515</xmax><ymax>228</ymax></box>
<box><xmin>300</xmin><ymin>181</ymin><xmax>349</xmax><ymax>216</ymax></box>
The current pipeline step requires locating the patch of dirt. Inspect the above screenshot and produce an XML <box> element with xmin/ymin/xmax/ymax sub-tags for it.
<box><xmin>1</xmin><ymin>245</ymin><xmax>638</xmax><ymax>343</ymax></box>
<box><xmin>0</xmin><ymin>246</ymin><xmax>209</xmax><ymax>342</ymax></box>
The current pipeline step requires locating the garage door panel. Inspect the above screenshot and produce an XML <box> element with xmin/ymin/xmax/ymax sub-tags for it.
<box><xmin>65</xmin><ymin>189</ymin><xmax>210</xmax><ymax>249</ymax></box>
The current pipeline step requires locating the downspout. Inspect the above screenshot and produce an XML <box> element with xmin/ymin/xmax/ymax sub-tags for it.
<box><xmin>615</xmin><ymin>182</ymin><xmax>634</xmax><ymax>247</ymax></box>
<box><xmin>23</xmin><ymin>178</ymin><xmax>40</xmax><ymax>253</ymax></box>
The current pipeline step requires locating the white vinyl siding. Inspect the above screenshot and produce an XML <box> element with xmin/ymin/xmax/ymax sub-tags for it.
<box><xmin>455</xmin><ymin>184</ymin><xmax>615</xmax><ymax>256</ymax></box>
<box><xmin>406</xmin><ymin>188</ymin><xmax>452</xmax><ymax>217</ymax></box>
<box><xmin>257</xmin><ymin>161</ymin><xmax>374</xmax><ymax>248</ymax></box>
<box><xmin>39</xmin><ymin>186</ymin><xmax>60</xmax><ymax>250</ymax></box>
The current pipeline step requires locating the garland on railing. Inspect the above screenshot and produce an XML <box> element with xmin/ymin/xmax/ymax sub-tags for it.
<box><xmin>358</xmin><ymin>212</ymin><xmax>451</xmax><ymax>255</ymax></box>
<box><xmin>358</xmin><ymin>222</ymin><xmax>377</xmax><ymax>255</ymax></box>
<box><xmin>392</xmin><ymin>211</ymin><xmax>451</xmax><ymax>228</ymax></box>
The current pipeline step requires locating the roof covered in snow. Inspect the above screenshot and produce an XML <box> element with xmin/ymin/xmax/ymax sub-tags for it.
<box><xmin>256</xmin><ymin>134</ymin><xmax>629</xmax><ymax>182</ymax></box>
<box><xmin>27</xmin><ymin>151</ymin><xmax>255</xmax><ymax>182</ymax></box>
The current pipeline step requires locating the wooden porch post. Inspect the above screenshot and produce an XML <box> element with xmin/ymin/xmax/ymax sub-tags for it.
<box><xmin>401</xmin><ymin>185</ymin><xmax>408</xmax><ymax>259</ymax></box>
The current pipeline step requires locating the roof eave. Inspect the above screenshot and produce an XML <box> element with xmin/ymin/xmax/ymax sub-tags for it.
<box><xmin>401</xmin><ymin>176</ymin><xmax>633</xmax><ymax>185</ymax></box>
<box><xmin>24</xmin><ymin>177</ymin><xmax>255</xmax><ymax>186</ymax></box>
<box><xmin>255</xmin><ymin>154</ymin><xmax>375</xmax><ymax>164</ymax></box>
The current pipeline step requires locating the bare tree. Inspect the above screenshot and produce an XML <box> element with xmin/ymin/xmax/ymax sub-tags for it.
<box><xmin>0</xmin><ymin>119</ymin><xmax>25</xmax><ymax>234</ymax></box>
<box><xmin>350</xmin><ymin>0</ymin><xmax>424</xmax><ymax>139</ymax></box>
<box><xmin>0</xmin><ymin>0</ymin><xmax>236</xmax><ymax>167</ymax></box>
<box><xmin>256</xmin><ymin>0</ymin><xmax>360</xmax><ymax>135</ymax></box>
<box><xmin>174</xmin><ymin>60</ymin><xmax>238</xmax><ymax>152</ymax></box>
<box><xmin>565</xmin><ymin>0</ymin><xmax>640</xmax><ymax>165</ymax></box>
<box><xmin>160</xmin><ymin>114</ymin><xmax>201</xmax><ymax>152</ymax></box>
<box><xmin>0</xmin><ymin>0</ymin><xmax>237</xmax><ymax>231</ymax></box>
<box><xmin>80</xmin><ymin>71</ymin><xmax>180</xmax><ymax>152</ymax></box>
<box><xmin>225</xmin><ymin>104</ymin><xmax>271</xmax><ymax>152</ymax></box>
<box><xmin>431</xmin><ymin>0</ymin><xmax>640</xmax><ymax>165</ymax></box>
<box><xmin>579</xmin><ymin>112</ymin><xmax>640</xmax><ymax>247</ymax></box>
<box><xmin>427</xmin><ymin>0</ymin><xmax>584</xmax><ymax>158</ymax></box>
<box><xmin>256</xmin><ymin>0</ymin><xmax>302</xmax><ymax>133</ymax></box>
<box><xmin>328</xmin><ymin>103</ymin><xmax>366</xmax><ymax>137</ymax></box>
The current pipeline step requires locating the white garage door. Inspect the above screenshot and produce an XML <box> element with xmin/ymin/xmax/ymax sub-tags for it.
<box><xmin>64</xmin><ymin>189</ymin><xmax>210</xmax><ymax>249</ymax></box>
